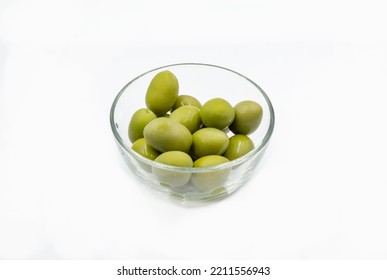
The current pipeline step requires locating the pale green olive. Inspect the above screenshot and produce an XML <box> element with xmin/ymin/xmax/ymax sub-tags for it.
<box><xmin>153</xmin><ymin>151</ymin><xmax>193</xmax><ymax>187</ymax></box>
<box><xmin>223</xmin><ymin>134</ymin><xmax>254</xmax><ymax>160</ymax></box>
<box><xmin>200</xmin><ymin>98</ymin><xmax>235</xmax><ymax>129</ymax></box>
<box><xmin>145</xmin><ymin>70</ymin><xmax>179</xmax><ymax>116</ymax></box>
<box><xmin>170</xmin><ymin>105</ymin><xmax>201</xmax><ymax>133</ymax></box>
<box><xmin>172</xmin><ymin>95</ymin><xmax>202</xmax><ymax>111</ymax></box>
<box><xmin>128</xmin><ymin>108</ymin><xmax>157</xmax><ymax>143</ymax></box>
<box><xmin>229</xmin><ymin>100</ymin><xmax>263</xmax><ymax>135</ymax></box>
<box><xmin>131</xmin><ymin>138</ymin><xmax>160</xmax><ymax>160</ymax></box>
<box><xmin>143</xmin><ymin>117</ymin><xmax>192</xmax><ymax>153</ymax></box>
<box><xmin>191</xmin><ymin>155</ymin><xmax>230</xmax><ymax>192</ymax></box>
<box><xmin>191</xmin><ymin>127</ymin><xmax>229</xmax><ymax>159</ymax></box>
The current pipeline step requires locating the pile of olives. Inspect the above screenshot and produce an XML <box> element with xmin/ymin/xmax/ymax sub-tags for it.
<box><xmin>128</xmin><ymin>70</ymin><xmax>263</xmax><ymax>191</ymax></box>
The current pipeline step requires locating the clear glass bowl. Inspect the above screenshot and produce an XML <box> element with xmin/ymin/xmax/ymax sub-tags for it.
<box><xmin>110</xmin><ymin>63</ymin><xmax>275</xmax><ymax>205</ymax></box>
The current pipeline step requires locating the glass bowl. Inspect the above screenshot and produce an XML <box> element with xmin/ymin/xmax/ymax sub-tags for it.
<box><xmin>110</xmin><ymin>63</ymin><xmax>275</xmax><ymax>205</ymax></box>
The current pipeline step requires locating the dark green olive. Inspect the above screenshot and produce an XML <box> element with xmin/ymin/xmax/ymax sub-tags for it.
<box><xmin>223</xmin><ymin>134</ymin><xmax>254</xmax><ymax>160</ymax></box>
<box><xmin>229</xmin><ymin>100</ymin><xmax>263</xmax><ymax>135</ymax></box>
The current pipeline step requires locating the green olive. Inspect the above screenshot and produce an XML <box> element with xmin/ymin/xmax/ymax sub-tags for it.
<box><xmin>128</xmin><ymin>108</ymin><xmax>157</xmax><ymax>143</ymax></box>
<box><xmin>222</xmin><ymin>134</ymin><xmax>254</xmax><ymax>160</ymax></box>
<box><xmin>191</xmin><ymin>155</ymin><xmax>230</xmax><ymax>192</ymax></box>
<box><xmin>170</xmin><ymin>105</ymin><xmax>201</xmax><ymax>133</ymax></box>
<box><xmin>153</xmin><ymin>151</ymin><xmax>193</xmax><ymax>187</ymax></box>
<box><xmin>131</xmin><ymin>138</ymin><xmax>160</xmax><ymax>160</ymax></box>
<box><xmin>229</xmin><ymin>100</ymin><xmax>263</xmax><ymax>135</ymax></box>
<box><xmin>200</xmin><ymin>98</ymin><xmax>235</xmax><ymax>129</ymax></box>
<box><xmin>172</xmin><ymin>95</ymin><xmax>202</xmax><ymax>111</ymax></box>
<box><xmin>191</xmin><ymin>127</ymin><xmax>229</xmax><ymax>159</ymax></box>
<box><xmin>145</xmin><ymin>70</ymin><xmax>179</xmax><ymax>116</ymax></box>
<box><xmin>143</xmin><ymin>117</ymin><xmax>192</xmax><ymax>153</ymax></box>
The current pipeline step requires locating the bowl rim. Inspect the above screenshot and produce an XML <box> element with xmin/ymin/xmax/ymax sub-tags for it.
<box><xmin>110</xmin><ymin>62</ymin><xmax>275</xmax><ymax>173</ymax></box>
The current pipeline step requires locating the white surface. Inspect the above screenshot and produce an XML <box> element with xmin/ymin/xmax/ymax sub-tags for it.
<box><xmin>1</xmin><ymin>0</ymin><xmax>387</xmax><ymax>259</ymax></box>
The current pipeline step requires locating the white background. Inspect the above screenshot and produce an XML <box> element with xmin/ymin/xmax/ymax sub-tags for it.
<box><xmin>1</xmin><ymin>0</ymin><xmax>387</xmax><ymax>260</ymax></box>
